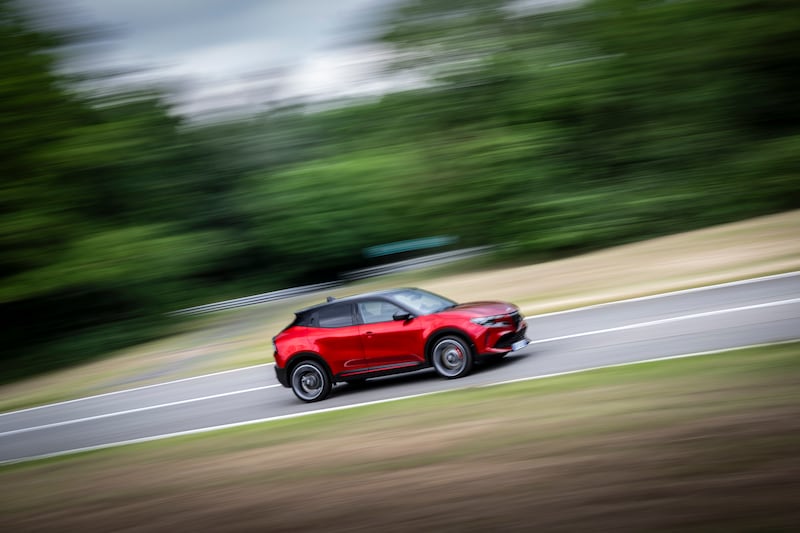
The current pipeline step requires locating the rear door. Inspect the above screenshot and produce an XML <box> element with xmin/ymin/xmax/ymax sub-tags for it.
<box><xmin>307</xmin><ymin>303</ymin><xmax>366</xmax><ymax>375</ymax></box>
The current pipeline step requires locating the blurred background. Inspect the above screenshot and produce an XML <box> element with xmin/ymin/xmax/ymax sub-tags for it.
<box><xmin>2</xmin><ymin>0</ymin><xmax>799</xmax><ymax>381</ymax></box>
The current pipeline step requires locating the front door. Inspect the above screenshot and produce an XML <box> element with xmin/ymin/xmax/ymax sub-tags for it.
<box><xmin>356</xmin><ymin>300</ymin><xmax>425</xmax><ymax>369</ymax></box>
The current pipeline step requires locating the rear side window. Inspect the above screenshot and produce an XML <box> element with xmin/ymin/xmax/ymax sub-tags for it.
<box><xmin>316</xmin><ymin>303</ymin><xmax>354</xmax><ymax>328</ymax></box>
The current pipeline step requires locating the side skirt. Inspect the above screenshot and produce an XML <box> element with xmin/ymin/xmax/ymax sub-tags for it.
<box><xmin>336</xmin><ymin>361</ymin><xmax>426</xmax><ymax>382</ymax></box>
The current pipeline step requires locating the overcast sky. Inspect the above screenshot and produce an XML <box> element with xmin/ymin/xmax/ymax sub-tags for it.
<box><xmin>30</xmin><ymin>0</ymin><xmax>567</xmax><ymax>117</ymax></box>
<box><xmin>37</xmin><ymin>0</ymin><xmax>403</xmax><ymax>116</ymax></box>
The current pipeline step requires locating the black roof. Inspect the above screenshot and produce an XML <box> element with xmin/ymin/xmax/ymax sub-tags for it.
<box><xmin>295</xmin><ymin>287</ymin><xmax>420</xmax><ymax>315</ymax></box>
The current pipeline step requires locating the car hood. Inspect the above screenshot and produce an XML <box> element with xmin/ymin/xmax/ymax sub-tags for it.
<box><xmin>440</xmin><ymin>301</ymin><xmax>519</xmax><ymax>317</ymax></box>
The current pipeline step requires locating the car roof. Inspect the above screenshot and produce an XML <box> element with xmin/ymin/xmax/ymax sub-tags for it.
<box><xmin>295</xmin><ymin>287</ymin><xmax>420</xmax><ymax>314</ymax></box>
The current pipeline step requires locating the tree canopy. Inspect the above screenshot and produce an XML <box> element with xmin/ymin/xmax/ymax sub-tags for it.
<box><xmin>2</xmin><ymin>0</ymin><xmax>798</xmax><ymax>380</ymax></box>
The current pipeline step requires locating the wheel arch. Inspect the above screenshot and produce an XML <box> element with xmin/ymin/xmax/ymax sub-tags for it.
<box><xmin>424</xmin><ymin>327</ymin><xmax>476</xmax><ymax>365</ymax></box>
<box><xmin>286</xmin><ymin>352</ymin><xmax>333</xmax><ymax>381</ymax></box>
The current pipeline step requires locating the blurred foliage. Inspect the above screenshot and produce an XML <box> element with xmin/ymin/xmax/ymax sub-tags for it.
<box><xmin>1</xmin><ymin>0</ymin><xmax>799</xmax><ymax>380</ymax></box>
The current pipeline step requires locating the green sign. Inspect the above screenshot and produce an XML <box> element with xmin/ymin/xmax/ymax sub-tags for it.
<box><xmin>363</xmin><ymin>236</ymin><xmax>458</xmax><ymax>258</ymax></box>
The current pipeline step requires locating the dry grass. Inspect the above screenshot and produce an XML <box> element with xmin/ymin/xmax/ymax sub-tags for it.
<box><xmin>2</xmin><ymin>343</ymin><xmax>799</xmax><ymax>532</ymax></box>
<box><xmin>2</xmin><ymin>210</ymin><xmax>799</xmax><ymax>412</ymax></box>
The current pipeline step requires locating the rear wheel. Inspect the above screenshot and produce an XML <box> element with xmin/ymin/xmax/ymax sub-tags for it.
<box><xmin>431</xmin><ymin>335</ymin><xmax>474</xmax><ymax>378</ymax></box>
<box><xmin>290</xmin><ymin>360</ymin><xmax>332</xmax><ymax>402</ymax></box>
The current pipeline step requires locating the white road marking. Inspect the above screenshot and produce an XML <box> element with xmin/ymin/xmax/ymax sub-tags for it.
<box><xmin>531</xmin><ymin>270</ymin><xmax>799</xmax><ymax>319</ymax></box>
<box><xmin>0</xmin><ymin>385</ymin><xmax>280</xmax><ymax>438</ymax></box>
<box><xmin>3</xmin><ymin>295</ymin><xmax>798</xmax><ymax>432</ymax></box>
<box><xmin>0</xmin><ymin>363</ymin><xmax>276</xmax><ymax>419</ymax></box>
<box><xmin>3</xmin><ymin>271</ymin><xmax>796</xmax><ymax>420</ymax></box>
<box><xmin>529</xmin><ymin>297</ymin><xmax>800</xmax><ymax>344</ymax></box>
<box><xmin>3</xmin><ymin>340</ymin><xmax>796</xmax><ymax>465</ymax></box>
<box><xmin>485</xmin><ymin>340</ymin><xmax>799</xmax><ymax>388</ymax></box>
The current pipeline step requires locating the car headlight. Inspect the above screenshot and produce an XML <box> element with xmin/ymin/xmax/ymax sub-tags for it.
<box><xmin>470</xmin><ymin>315</ymin><xmax>512</xmax><ymax>327</ymax></box>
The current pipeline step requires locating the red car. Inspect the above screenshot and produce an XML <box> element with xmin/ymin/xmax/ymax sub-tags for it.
<box><xmin>273</xmin><ymin>288</ymin><xmax>530</xmax><ymax>402</ymax></box>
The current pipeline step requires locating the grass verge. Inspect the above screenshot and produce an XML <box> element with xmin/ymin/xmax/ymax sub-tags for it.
<box><xmin>1</xmin><ymin>209</ymin><xmax>799</xmax><ymax>413</ymax></box>
<box><xmin>1</xmin><ymin>342</ymin><xmax>799</xmax><ymax>531</ymax></box>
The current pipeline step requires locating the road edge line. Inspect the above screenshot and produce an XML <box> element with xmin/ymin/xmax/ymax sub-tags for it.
<box><xmin>0</xmin><ymin>385</ymin><xmax>280</xmax><ymax>438</ymax></box>
<box><xmin>530</xmin><ymin>270</ymin><xmax>799</xmax><ymax>319</ymax></box>
<box><xmin>0</xmin><ymin>363</ymin><xmax>275</xmax><ymax>419</ymax></box>
<box><xmin>3</xmin><ymin>339</ymin><xmax>796</xmax><ymax>466</ymax></box>
<box><xmin>528</xmin><ymin>297</ymin><xmax>800</xmax><ymax>344</ymax></box>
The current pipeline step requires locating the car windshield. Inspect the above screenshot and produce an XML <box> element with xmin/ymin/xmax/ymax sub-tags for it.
<box><xmin>390</xmin><ymin>289</ymin><xmax>456</xmax><ymax>316</ymax></box>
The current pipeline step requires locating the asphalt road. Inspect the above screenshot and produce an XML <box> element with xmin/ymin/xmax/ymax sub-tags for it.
<box><xmin>2</xmin><ymin>272</ymin><xmax>799</xmax><ymax>464</ymax></box>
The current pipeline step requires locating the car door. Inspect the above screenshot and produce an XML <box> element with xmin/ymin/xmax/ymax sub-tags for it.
<box><xmin>308</xmin><ymin>303</ymin><xmax>366</xmax><ymax>374</ymax></box>
<box><xmin>356</xmin><ymin>299</ymin><xmax>426</xmax><ymax>368</ymax></box>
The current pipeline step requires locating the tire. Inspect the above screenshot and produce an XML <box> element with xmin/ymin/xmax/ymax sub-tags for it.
<box><xmin>290</xmin><ymin>360</ymin><xmax>332</xmax><ymax>402</ymax></box>
<box><xmin>430</xmin><ymin>335</ymin><xmax>474</xmax><ymax>378</ymax></box>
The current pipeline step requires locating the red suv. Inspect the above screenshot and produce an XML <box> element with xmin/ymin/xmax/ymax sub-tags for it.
<box><xmin>273</xmin><ymin>288</ymin><xmax>530</xmax><ymax>402</ymax></box>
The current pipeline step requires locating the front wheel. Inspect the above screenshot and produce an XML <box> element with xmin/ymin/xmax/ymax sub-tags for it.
<box><xmin>431</xmin><ymin>335</ymin><xmax>474</xmax><ymax>379</ymax></box>
<box><xmin>290</xmin><ymin>360</ymin><xmax>332</xmax><ymax>402</ymax></box>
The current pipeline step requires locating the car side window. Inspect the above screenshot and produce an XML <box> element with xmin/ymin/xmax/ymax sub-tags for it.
<box><xmin>317</xmin><ymin>303</ymin><xmax>354</xmax><ymax>328</ymax></box>
<box><xmin>358</xmin><ymin>300</ymin><xmax>403</xmax><ymax>324</ymax></box>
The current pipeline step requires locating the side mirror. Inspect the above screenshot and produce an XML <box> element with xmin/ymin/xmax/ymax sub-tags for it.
<box><xmin>393</xmin><ymin>311</ymin><xmax>413</xmax><ymax>321</ymax></box>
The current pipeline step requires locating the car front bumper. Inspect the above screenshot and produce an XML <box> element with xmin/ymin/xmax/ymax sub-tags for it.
<box><xmin>476</xmin><ymin>322</ymin><xmax>530</xmax><ymax>354</ymax></box>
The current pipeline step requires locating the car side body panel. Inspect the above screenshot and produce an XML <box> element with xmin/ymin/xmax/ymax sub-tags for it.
<box><xmin>306</xmin><ymin>324</ymin><xmax>366</xmax><ymax>373</ymax></box>
<box><xmin>358</xmin><ymin>320</ymin><xmax>426</xmax><ymax>367</ymax></box>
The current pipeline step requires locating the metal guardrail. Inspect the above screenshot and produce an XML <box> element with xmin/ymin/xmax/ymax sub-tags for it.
<box><xmin>170</xmin><ymin>281</ymin><xmax>342</xmax><ymax>316</ymax></box>
<box><xmin>171</xmin><ymin>247</ymin><xmax>491</xmax><ymax>316</ymax></box>
<box><xmin>342</xmin><ymin>246</ymin><xmax>492</xmax><ymax>280</ymax></box>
